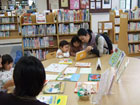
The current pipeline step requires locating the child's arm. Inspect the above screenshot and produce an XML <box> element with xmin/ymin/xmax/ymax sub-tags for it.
<box><xmin>56</xmin><ymin>49</ymin><xmax>64</xmax><ymax>58</ymax></box>
<box><xmin>2</xmin><ymin>79</ymin><xmax>14</xmax><ymax>89</ymax></box>
<box><xmin>63</xmin><ymin>51</ymin><xmax>70</xmax><ymax>57</ymax></box>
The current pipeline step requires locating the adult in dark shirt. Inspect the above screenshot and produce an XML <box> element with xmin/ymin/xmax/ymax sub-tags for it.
<box><xmin>0</xmin><ymin>56</ymin><xmax>48</xmax><ymax>105</ymax></box>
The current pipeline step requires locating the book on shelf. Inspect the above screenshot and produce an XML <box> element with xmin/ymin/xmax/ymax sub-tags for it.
<box><xmin>74</xmin><ymin>82</ymin><xmax>99</xmax><ymax>94</ymax></box>
<box><xmin>22</xmin><ymin>24</ymin><xmax>56</xmax><ymax>36</ymax></box>
<box><xmin>128</xmin><ymin>44</ymin><xmax>140</xmax><ymax>53</ymax></box>
<box><xmin>75</xmin><ymin>62</ymin><xmax>91</xmax><ymax>68</ymax></box>
<box><xmin>56</xmin><ymin>73</ymin><xmax>80</xmax><ymax>82</ymax></box>
<box><xmin>57</xmin><ymin>9</ymin><xmax>89</xmax><ymax>22</ymax></box>
<box><xmin>0</xmin><ymin>32</ymin><xmax>10</xmax><ymax>37</ymax></box>
<box><xmin>22</xmin><ymin>13</ymin><xmax>32</xmax><ymax>24</ymax></box>
<box><xmin>128</xmin><ymin>34</ymin><xmax>140</xmax><ymax>42</ymax></box>
<box><xmin>115</xmin><ymin>26</ymin><xmax>120</xmax><ymax>33</ymax></box>
<box><xmin>37</xmin><ymin>95</ymin><xmax>67</xmax><ymax>105</ymax></box>
<box><xmin>59</xmin><ymin>23</ymin><xmax>89</xmax><ymax>35</ymax></box>
<box><xmin>43</xmin><ymin>82</ymin><xmax>65</xmax><ymax>94</ymax></box>
<box><xmin>115</xmin><ymin>35</ymin><xmax>119</xmax><ymax>41</ymax></box>
<box><xmin>36</xmin><ymin>13</ymin><xmax>46</xmax><ymax>23</ymax></box>
<box><xmin>88</xmin><ymin>74</ymin><xmax>101</xmax><ymax>81</ymax></box>
<box><xmin>24</xmin><ymin>50</ymin><xmax>48</xmax><ymax>60</ymax></box>
<box><xmin>128</xmin><ymin>22</ymin><xmax>140</xmax><ymax>31</ymax></box>
<box><xmin>59</xmin><ymin>58</ymin><xmax>72</xmax><ymax>64</ymax></box>
<box><xmin>128</xmin><ymin>8</ymin><xmax>140</xmax><ymax>19</ymax></box>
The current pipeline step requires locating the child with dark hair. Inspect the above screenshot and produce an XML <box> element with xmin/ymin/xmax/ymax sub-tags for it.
<box><xmin>70</xmin><ymin>36</ymin><xmax>83</xmax><ymax>56</ymax></box>
<box><xmin>56</xmin><ymin>40</ymin><xmax>70</xmax><ymax>58</ymax></box>
<box><xmin>0</xmin><ymin>56</ymin><xmax>48</xmax><ymax>105</ymax></box>
<box><xmin>0</xmin><ymin>54</ymin><xmax>14</xmax><ymax>90</ymax></box>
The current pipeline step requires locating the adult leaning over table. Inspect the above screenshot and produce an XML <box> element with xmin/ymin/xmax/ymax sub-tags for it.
<box><xmin>77</xmin><ymin>28</ymin><xmax>109</xmax><ymax>57</ymax></box>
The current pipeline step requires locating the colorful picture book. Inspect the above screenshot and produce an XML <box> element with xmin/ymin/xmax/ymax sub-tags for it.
<box><xmin>45</xmin><ymin>64</ymin><xmax>68</xmax><ymax>73</ymax></box>
<box><xmin>59</xmin><ymin>58</ymin><xmax>72</xmax><ymax>64</ymax></box>
<box><xmin>75</xmin><ymin>50</ymin><xmax>87</xmax><ymax>61</ymax></box>
<box><xmin>56</xmin><ymin>74</ymin><xmax>80</xmax><ymax>82</ymax></box>
<box><xmin>75</xmin><ymin>62</ymin><xmax>91</xmax><ymax>68</ymax></box>
<box><xmin>37</xmin><ymin>95</ymin><xmax>67</xmax><ymax>105</ymax></box>
<box><xmin>64</xmin><ymin>67</ymin><xmax>77</xmax><ymax>74</ymax></box>
<box><xmin>23</xmin><ymin>13</ymin><xmax>32</xmax><ymax>24</ymax></box>
<box><xmin>74</xmin><ymin>82</ymin><xmax>99</xmax><ymax>94</ymax></box>
<box><xmin>43</xmin><ymin>82</ymin><xmax>65</xmax><ymax>94</ymax></box>
<box><xmin>88</xmin><ymin>74</ymin><xmax>101</xmax><ymax>81</ymax></box>
<box><xmin>36</xmin><ymin>13</ymin><xmax>46</xmax><ymax>23</ymax></box>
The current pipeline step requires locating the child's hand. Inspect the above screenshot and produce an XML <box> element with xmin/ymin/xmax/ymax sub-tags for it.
<box><xmin>58</xmin><ymin>52</ymin><xmax>63</xmax><ymax>56</ymax></box>
<box><xmin>85</xmin><ymin>46</ymin><xmax>93</xmax><ymax>52</ymax></box>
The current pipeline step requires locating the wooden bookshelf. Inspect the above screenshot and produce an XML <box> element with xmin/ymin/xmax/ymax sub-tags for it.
<box><xmin>109</xmin><ymin>10</ymin><xmax>123</xmax><ymax>44</ymax></box>
<box><xmin>0</xmin><ymin>14</ymin><xmax>20</xmax><ymax>39</ymax></box>
<box><xmin>98</xmin><ymin>21</ymin><xmax>113</xmax><ymax>42</ymax></box>
<box><xmin>118</xmin><ymin>13</ymin><xmax>140</xmax><ymax>56</ymax></box>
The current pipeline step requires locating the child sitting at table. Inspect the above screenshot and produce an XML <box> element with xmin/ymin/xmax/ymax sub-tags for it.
<box><xmin>0</xmin><ymin>54</ymin><xmax>14</xmax><ymax>91</ymax></box>
<box><xmin>70</xmin><ymin>36</ymin><xmax>83</xmax><ymax>56</ymax></box>
<box><xmin>56</xmin><ymin>40</ymin><xmax>70</xmax><ymax>58</ymax></box>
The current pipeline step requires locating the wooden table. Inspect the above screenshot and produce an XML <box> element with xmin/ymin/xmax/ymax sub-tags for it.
<box><xmin>42</xmin><ymin>55</ymin><xmax>140</xmax><ymax>105</ymax></box>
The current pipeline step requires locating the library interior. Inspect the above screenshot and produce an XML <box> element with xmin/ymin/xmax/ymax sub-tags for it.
<box><xmin>0</xmin><ymin>0</ymin><xmax>140</xmax><ymax>105</ymax></box>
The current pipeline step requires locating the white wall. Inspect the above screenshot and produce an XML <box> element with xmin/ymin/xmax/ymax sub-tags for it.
<box><xmin>35</xmin><ymin>0</ymin><xmax>47</xmax><ymax>12</ymax></box>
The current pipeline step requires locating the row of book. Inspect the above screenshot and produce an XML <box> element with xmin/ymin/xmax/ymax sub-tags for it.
<box><xmin>0</xmin><ymin>32</ymin><xmax>10</xmax><ymax>37</ymax></box>
<box><xmin>128</xmin><ymin>44</ymin><xmax>140</xmax><ymax>53</ymax></box>
<box><xmin>0</xmin><ymin>24</ymin><xmax>16</xmax><ymax>30</ymax></box>
<box><xmin>0</xmin><ymin>17</ymin><xmax>15</xmax><ymax>23</ymax></box>
<box><xmin>128</xmin><ymin>22</ymin><xmax>140</xmax><ymax>31</ymax></box>
<box><xmin>23</xmin><ymin>37</ymin><xmax>55</xmax><ymax>49</ymax></box>
<box><xmin>25</xmin><ymin>50</ymin><xmax>48</xmax><ymax>61</ymax></box>
<box><xmin>127</xmin><ymin>9</ymin><xmax>140</xmax><ymax>19</ymax></box>
<box><xmin>22</xmin><ymin>25</ymin><xmax>56</xmax><ymax>36</ymax></box>
<box><xmin>128</xmin><ymin>34</ymin><xmax>140</xmax><ymax>42</ymax></box>
<box><xmin>57</xmin><ymin>9</ymin><xmax>90</xmax><ymax>22</ymax></box>
<box><xmin>58</xmin><ymin>23</ymin><xmax>89</xmax><ymax>34</ymax></box>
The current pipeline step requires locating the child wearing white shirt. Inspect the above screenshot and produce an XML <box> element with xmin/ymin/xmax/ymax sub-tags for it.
<box><xmin>56</xmin><ymin>40</ymin><xmax>70</xmax><ymax>58</ymax></box>
<box><xmin>0</xmin><ymin>54</ymin><xmax>14</xmax><ymax>91</ymax></box>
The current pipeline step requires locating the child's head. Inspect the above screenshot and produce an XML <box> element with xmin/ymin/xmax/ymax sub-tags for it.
<box><xmin>13</xmin><ymin>56</ymin><xmax>45</xmax><ymax>97</ymax></box>
<box><xmin>59</xmin><ymin>40</ymin><xmax>70</xmax><ymax>52</ymax></box>
<box><xmin>0</xmin><ymin>55</ymin><xmax>2</xmax><ymax>69</ymax></box>
<box><xmin>2</xmin><ymin>54</ymin><xmax>13</xmax><ymax>70</ymax></box>
<box><xmin>71</xmin><ymin>36</ymin><xmax>82</xmax><ymax>48</ymax></box>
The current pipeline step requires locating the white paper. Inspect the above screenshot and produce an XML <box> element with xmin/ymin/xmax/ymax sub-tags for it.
<box><xmin>104</xmin><ymin>23</ymin><xmax>112</xmax><ymax>29</ymax></box>
<box><xmin>96</xmin><ymin>2</ymin><xmax>101</xmax><ymax>9</ymax></box>
<box><xmin>45</xmin><ymin>63</ymin><xmax>68</xmax><ymax>73</ymax></box>
<box><xmin>46</xmin><ymin>74</ymin><xmax>58</xmax><ymax>80</ymax></box>
<box><xmin>102</xmin><ymin>0</ymin><xmax>111</xmax><ymax>9</ymax></box>
<box><xmin>90</xmin><ymin>2</ymin><xmax>95</xmax><ymax>9</ymax></box>
<box><xmin>80</xmin><ymin>68</ymin><xmax>92</xmax><ymax>74</ymax></box>
<box><xmin>96</xmin><ymin>58</ymin><xmax>102</xmax><ymax>70</ymax></box>
<box><xmin>64</xmin><ymin>67</ymin><xmax>77</xmax><ymax>74</ymax></box>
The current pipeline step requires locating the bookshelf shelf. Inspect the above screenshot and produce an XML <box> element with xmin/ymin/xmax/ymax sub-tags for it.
<box><xmin>115</xmin><ymin>24</ymin><xmax>120</xmax><ymax>26</ymax></box>
<box><xmin>0</xmin><ymin>36</ymin><xmax>22</xmax><ymax>40</ymax></box>
<box><xmin>0</xmin><ymin>22</ymin><xmax>18</xmax><ymax>25</ymax></box>
<box><xmin>21</xmin><ymin>22</ymin><xmax>57</xmax><ymax>26</ymax></box>
<box><xmin>24</xmin><ymin>46</ymin><xmax>58</xmax><ymax>50</ymax></box>
<box><xmin>23</xmin><ymin>34</ymin><xmax>57</xmax><ymax>38</ymax></box>
<box><xmin>128</xmin><ymin>30</ymin><xmax>140</xmax><ymax>33</ymax></box>
<box><xmin>128</xmin><ymin>42</ymin><xmax>140</xmax><ymax>44</ymax></box>
<box><xmin>58</xmin><ymin>21</ymin><xmax>90</xmax><ymax>24</ymax></box>
<box><xmin>58</xmin><ymin>34</ymin><xmax>77</xmax><ymax>36</ymax></box>
<box><xmin>118</xmin><ymin>12</ymin><xmax>140</xmax><ymax>57</ymax></box>
<box><xmin>0</xmin><ymin>14</ymin><xmax>19</xmax><ymax>38</ymax></box>
<box><xmin>128</xmin><ymin>19</ymin><xmax>140</xmax><ymax>22</ymax></box>
<box><xmin>0</xmin><ymin>29</ymin><xmax>18</xmax><ymax>32</ymax></box>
